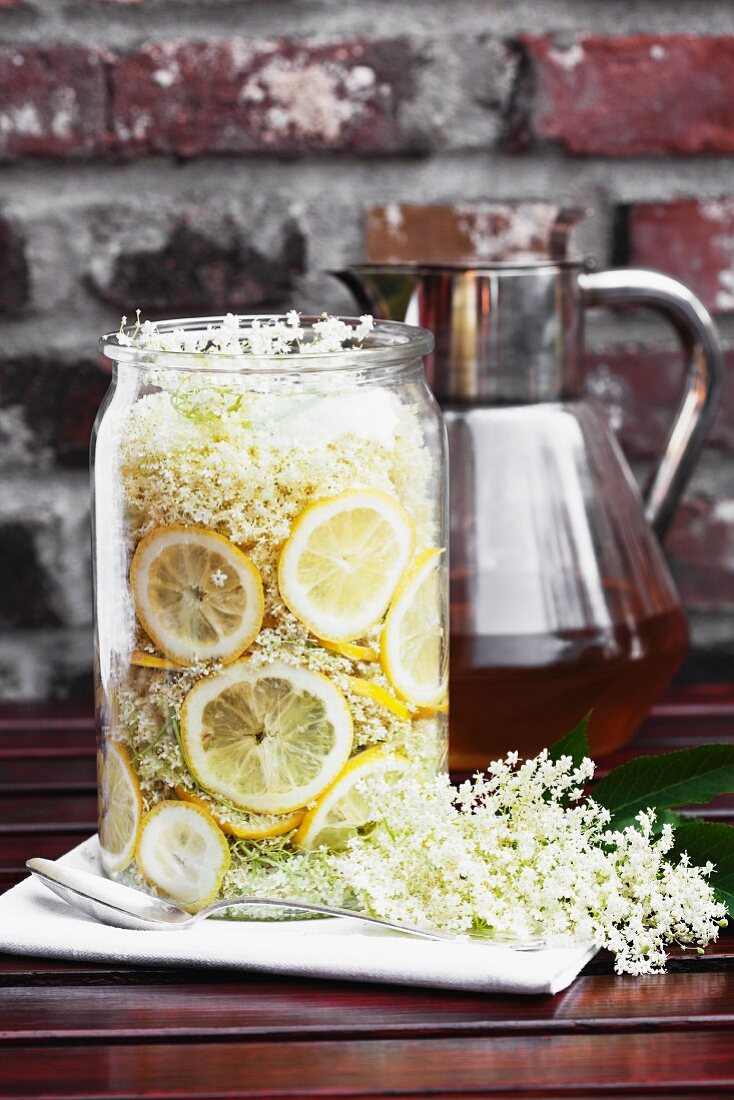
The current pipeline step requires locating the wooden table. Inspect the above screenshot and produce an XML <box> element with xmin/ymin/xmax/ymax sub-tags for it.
<box><xmin>2</xmin><ymin>690</ymin><xmax>734</xmax><ymax>1098</ymax></box>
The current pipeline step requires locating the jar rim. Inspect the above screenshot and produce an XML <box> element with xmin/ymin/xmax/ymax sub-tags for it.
<box><xmin>99</xmin><ymin>314</ymin><xmax>434</xmax><ymax>374</ymax></box>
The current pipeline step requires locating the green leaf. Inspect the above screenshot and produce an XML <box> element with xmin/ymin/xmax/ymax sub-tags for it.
<box><xmin>671</xmin><ymin>820</ymin><xmax>734</xmax><ymax>916</ymax></box>
<box><xmin>593</xmin><ymin>744</ymin><xmax>734</xmax><ymax>825</ymax></box>
<box><xmin>547</xmin><ymin>712</ymin><xmax>591</xmax><ymax>768</ymax></box>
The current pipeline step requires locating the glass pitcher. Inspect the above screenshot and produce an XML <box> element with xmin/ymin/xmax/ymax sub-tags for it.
<box><xmin>335</xmin><ymin>262</ymin><xmax>723</xmax><ymax>767</ymax></box>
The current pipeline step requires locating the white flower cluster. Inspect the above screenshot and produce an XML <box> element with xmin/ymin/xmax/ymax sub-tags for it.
<box><xmin>330</xmin><ymin>751</ymin><xmax>727</xmax><ymax>975</ymax></box>
<box><xmin>310</xmin><ymin>314</ymin><xmax>374</xmax><ymax>352</ymax></box>
<box><xmin>113</xmin><ymin>311</ymin><xmax>375</xmax><ymax>357</ymax></box>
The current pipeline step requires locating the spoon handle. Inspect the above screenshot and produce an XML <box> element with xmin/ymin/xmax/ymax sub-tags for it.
<box><xmin>201</xmin><ymin>896</ymin><xmax>458</xmax><ymax>942</ymax></box>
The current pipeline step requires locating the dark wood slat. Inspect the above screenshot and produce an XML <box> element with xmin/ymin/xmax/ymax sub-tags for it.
<box><xmin>0</xmin><ymin>822</ymin><xmax>93</xmax><ymax>836</ymax></box>
<box><xmin>628</xmin><ymin>712</ymin><xmax>734</xmax><ymax>735</ymax></box>
<box><xmin>1</xmin><ymin>1031</ymin><xmax>734</xmax><ymax>1098</ymax></box>
<box><xmin>0</xmin><ymin>731</ymin><xmax>94</xmax><ymax>753</ymax></box>
<box><xmin>0</xmin><ymin>756</ymin><xmax>95</xmax><ymax>784</ymax></box>
<box><xmin>0</xmin><ymin>783</ymin><xmax>95</xmax><ymax>796</ymax></box>
<box><xmin>600</xmin><ymin>720</ymin><xmax>734</xmax><ymax>770</ymax></box>
<box><xmin>5</xmin><ymin>970</ymin><xmax>734</xmax><ymax>1043</ymax></box>
<box><xmin>0</xmin><ymin>831</ymin><xmax>91</xmax><ymax>862</ymax></box>
<box><xmin>0</xmin><ymin>827</ymin><xmax>90</xmax><ymax>853</ymax></box>
<box><xmin>0</xmin><ymin>957</ymin><xmax>287</xmax><ymax>985</ymax></box>
<box><xmin>0</xmin><ymin>828</ymin><xmax>92</xmax><ymax>894</ymax></box>
<box><xmin>0</xmin><ymin>792</ymin><xmax>96</xmax><ymax>826</ymax></box>
<box><xmin>653</xmin><ymin>683</ymin><xmax>734</xmax><ymax>707</ymax></box>
<box><xmin>651</xmin><ymin>703</ymin><xmax>734</xmax><ymax>718</ymax></box>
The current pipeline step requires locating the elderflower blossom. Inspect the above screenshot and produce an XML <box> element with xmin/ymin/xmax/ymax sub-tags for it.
<box><xmin>112</xmin><ymin>311</ymin><xmax>374</xmax><ymax>358</ymax></box>
<box><xmin>217</xmin><ymin>750</ymin><xmax>726</xmax><ymax>975</ymax></box>
<box><xmin>311</xmin><ymin>313</ymin><xmax>374</xmax><ymax>352</ymax></box>
<box><xmin>323</xmin><ymin>752</ymin><xmax>725</xmax><ymax>975</ymax></box>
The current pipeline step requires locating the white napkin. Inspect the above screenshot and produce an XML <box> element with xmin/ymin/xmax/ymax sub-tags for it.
<box><xmin>0</xmin><ymin>838</ymin><xmax>597</xmax><ymax>995</ymax></box>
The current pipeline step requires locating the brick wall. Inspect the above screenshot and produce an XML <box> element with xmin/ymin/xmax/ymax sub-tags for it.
<box><xmin>1</xmin><ymin>0</ymin><xmax>734</xmax><ymax>698</ymax></box>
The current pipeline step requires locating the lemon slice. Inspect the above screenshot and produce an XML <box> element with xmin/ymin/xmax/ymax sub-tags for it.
<box><xmin>278</xmin><ymin>490</ymin><xmax>415</xmax><ymax>642</ymax></box>
<box><xmin>136</xmin><ymin>800</ymin><xmax>230</xmax><ymax>911</ymax></box>
<box><xmin>130</xmin><ymin>649</ymin><xmax>183</xmax><ymax>671</ymax></box>
<box><xmin>98</xmin><ymin>743</ymin><xmax>142</xmax><ymax>874</ymax></box>
<box><xmin>180</xmin><ymin>659</ymin><xmax>353</xmax><ymax>814</ymax></box>
<box><xmin>174</xmin><ymin>784</ymin><xmax>304</xmax><ymax>839</ymax></box>
<box><xmin>417</xmin><ymin>702</ymin><xmax>449</xmax><ymax>718</ymax></box>
<box><xmin>347</xmin><ymin>677</ymin><xmax>411</xmax><ymax>720</ymax></box>
<box><xmin>381</xmin><ymin>548</ymin><xmax>448</xmax><ymax>706</ymax></box>
<box><xmin>295</xmin><ymin>746</ymin><xmax>405</xmax><ymax>851</ymax></box>
<box><xmin>130</xmin><ymin>525</ymin><xmax>264</xmax><ymax>665</ymax></box>
<box><xmin>318</xmin><ymin>639</ymin><xmax>379</xmax><ymax>662</ymax></box>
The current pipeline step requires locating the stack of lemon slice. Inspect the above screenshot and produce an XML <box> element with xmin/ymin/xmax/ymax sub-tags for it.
<box><xmin>120</xmin><ymin>488</ymin><xmax>447</xmax><ymax>904</ymax></box>
<box><xmin>278</xmin><ymin>491</ymin><xmax>447</xmax><ymax>709</ymax></box>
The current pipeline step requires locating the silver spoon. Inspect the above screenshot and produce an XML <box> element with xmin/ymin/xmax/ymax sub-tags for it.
<box><xmin>25</xmin><ymin>857</ymin><xmax>465</xmax><ymax>941</ymax></box>
<box><xmin>26</xmin><ymin>858</ymin><xmax>550</xmax><ymax>949</ymax></box>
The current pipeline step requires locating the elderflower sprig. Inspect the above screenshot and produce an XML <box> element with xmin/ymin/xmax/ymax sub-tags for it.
<box><xmin>112</xmin><ymin>312</ymin><xmax>375</xmax><ymax>358</ymax></box>
<box><xmin>213</xmin><ymin>748</ymin><xmax>726</xmax><ymax>975</ymax></box>
<box><xmin>335</xmin><ymin>754</ymin><xmax>726</xmax><ymax>975</ymax></box>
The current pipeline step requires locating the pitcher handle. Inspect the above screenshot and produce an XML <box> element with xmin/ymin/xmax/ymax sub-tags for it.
<box><xmin>579</xmin><ymin>268</ymin><xmax>724</xmax><ymax>541</ymax></box>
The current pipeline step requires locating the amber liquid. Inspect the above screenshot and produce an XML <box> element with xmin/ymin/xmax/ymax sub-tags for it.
<box><xmin>449</xmin><ymin>607</ymin><xmax>689</xmax><ymax>771</ymax></box>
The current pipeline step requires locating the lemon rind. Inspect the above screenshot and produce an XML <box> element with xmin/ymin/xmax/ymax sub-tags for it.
<box><xmin>318</xmin><ymin>639</ymin><xmax>380</xmax><ymax>663</ymax></box>
<box><xmin>174</xmin><ymin>784</ymin><xmax>304</xmax><ymax>839</ymax></box>
<box><xmin>347</xmin><ymin>676</ymin><xmax>412</xmax><ymax>721</ymax></box>
<box><xmin>130</xmin><ymin>649</ymin><xmax>184</xmax><ymax>671</ymax></box>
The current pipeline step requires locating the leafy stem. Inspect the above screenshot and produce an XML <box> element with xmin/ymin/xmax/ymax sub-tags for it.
<box><xmin>130</xmin><ymin>711</ymin><xmax>175</xmax><ymax>765</ymax></box>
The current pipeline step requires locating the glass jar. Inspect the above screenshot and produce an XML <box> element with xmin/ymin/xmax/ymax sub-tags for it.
<box><xmin>93</xmin><ymin>315</ymin><xmax>447</xmax><ymax>915</ymax></box>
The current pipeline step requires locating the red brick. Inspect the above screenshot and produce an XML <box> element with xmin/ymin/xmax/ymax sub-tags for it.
<box><xmin>111</xmin><ymin>38</ymin><xmax>425</xmax><ymax>157</ymax></box>
<box><xmin>519</xmin><ymin>35</ymin><xmax>734</xmax><ymax>156</ymax></box>
<box><xmin>366</xmin><ymin>203</ymin><xmax>564</xmax><ymax>263</ymax></box>
<box><xmin>585</xmin><ymin>346</ymin><xmax>734</xmax><ymax>457</ymax></box>
<box><xmin>0</xmin><ymin>46</ymin><xmax>109</xmax><ymax>160</ymax></box>
<box><xmin>0</xmin><ymin>357</ymin><xmax>110</xmax><ymax>467</ymax></box>
<box><xmin>624</xmin><ymin>199</ymin><xmax>734</xmax><ymax>314</ymax></box>
<box><xmin>0</xmin><ymin>216</ymin><xmax>29</xmax><ymax>315</ymax></box>
<box><xmin>88</xmin><ymin>215</ymin><xmax>306</xmax><ymax>311</ymax></box>
<box><xmin>0</xmin><ymin>0</ymin><xmax>25</xmax><ymax>6</ymax></box>
<box><xmin>668</xmin><ymin>499</ymin><xmax>734</xmax><ymax>610</ymax></box>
